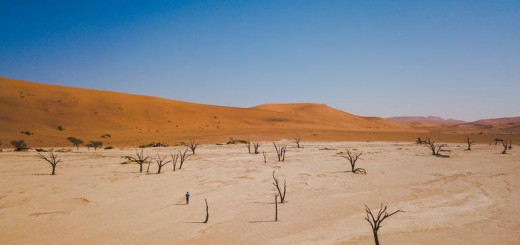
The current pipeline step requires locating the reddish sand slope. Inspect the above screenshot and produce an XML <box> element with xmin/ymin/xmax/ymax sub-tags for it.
<box><xmin>1</xmin><ymin>77</ymin><xmax>419</xmax><ymax>147</ymax></box>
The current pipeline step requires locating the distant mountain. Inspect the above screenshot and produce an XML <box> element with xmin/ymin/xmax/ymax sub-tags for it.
<box><xmin>387</xmin><ymin>116</ymin><xmax>466</xmax><ymax>126</ymax></box>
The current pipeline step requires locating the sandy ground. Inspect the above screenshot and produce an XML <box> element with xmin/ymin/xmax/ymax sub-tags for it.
<box><xmin>0</xmin><ymin>141</ymin><xmax>519</xmax><ymax>244</ymax></box>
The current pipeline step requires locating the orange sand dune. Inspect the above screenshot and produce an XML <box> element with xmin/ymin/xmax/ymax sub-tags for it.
<box><xmin>0</xmin><ymin>77</ymin><xmax>420</xmax><ymax>147</ymax></box>
<box><xmin>1</xmin><ymin>77</ymin><xmax>517</xmax><ymax>148</ymax></box>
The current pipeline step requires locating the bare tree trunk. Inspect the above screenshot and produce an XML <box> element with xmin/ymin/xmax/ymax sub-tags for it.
<box><xmin>372</xmin><ymin>230</ymin><xmax>379</xmax><ymax>245</ymax></box>
<box><xmin>51</xmin><ymin>164</ymin><xmax>56</xmax><ymax>175</ymax></box>
<box><xmin>204</xmin><ymin>198</ymin><xmax>209</xmax><ymax>223</ymax></box>
<box><xmin>275</xmin><ymin>194</ymin><xmax>278</xmax><ymax>221</ymax></box>
<box><xmin>262</xmin><ymin>151</ymin><xmax>267</xmax><ymax>164</ymax></box>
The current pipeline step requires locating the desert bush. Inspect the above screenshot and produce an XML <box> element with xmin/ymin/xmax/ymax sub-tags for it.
<box><xmin>342</xmin><ymin>149</ymin><xmax>366</xmax><ymax>174</ymax></box>
<box><xmin>67</xmin><ymin>137</ymin><xmax>84</xmax><ymax>149</ymax></box>
<box><xmin>101</xmin><ymin>133</ymin><xmax>111</xmax><ymax>138</ymax></box>
<box><xmin>20</xmin><ymin>131</ymin><xmax>34</xmax><ymax>136</ymax></box>
<box><xmin>86</xmin><ymin>141</ymin><xmax>103</xmax><ymax>150</ymax></box>
<box><xmin>11</xmin><ymin>140</ymin><xmax>29</xmax><ymax>151</ymax></box>
<box><xmin>139</xmin><ymin>142</ymin><xmax>168</xmax><ymax>148</ymax></box>
<box><xmin>57</xmin><ymin>126</ymin><xmax>65</xmax><ymax>131</ymax></box>
<box><xmin>104</xmin><ymin>146</ymin><xmax>114</xmax><ymax>150</ymax></box>
<box><xmin>364</xmin><ymin>204</ymin><xmax>403</xmax><ymax>245</ymax></box>
<box><xmin>272</xmin><ymin>171</ymin><xmax>287</xmax><ymax>203</ymax></box>
<box><xmin>226</xmin><ymin>138</ymin><xmax>248</xmax><ymax>144</ymax></box>
<box><xmin>37</xmin><ymin>150</ymin><xmax>62</xmax><ymax>175</ymax></box>
<box><xmin>273</xmin><ymin>142</ymin><xmax>287</xmax><ymax>162</ymax></box>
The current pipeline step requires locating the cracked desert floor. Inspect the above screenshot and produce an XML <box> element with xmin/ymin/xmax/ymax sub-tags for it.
<box><xmin>1</xmin><ymin>141</ymin><xmax>519</xmax><ymax>244</ymax></box>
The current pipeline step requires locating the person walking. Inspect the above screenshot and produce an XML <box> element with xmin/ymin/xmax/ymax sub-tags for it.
<box><xmin>185</xmin><ymin>191</ymin><xmax>190</xmax><ymax>205</ymax></box>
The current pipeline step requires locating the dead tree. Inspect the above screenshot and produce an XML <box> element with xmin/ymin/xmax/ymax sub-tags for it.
<box><xmin>67</xmin><ymin>137</ymin><xmax>83</xmax><ymax>149</ymax></box>
<box><xmin>262</xmin><ymin>151</ymin><xmax>267</xmax><ymax>164</ymax></box>
<box><xmin>426</xmin><ymin>139</ymin><xmax>449</xmax><ymax>158</ymax></box>
<box><xmin>273</xmin><ymin>142</ymin><xmax>287</xmax><ymax>162</ymax></box>
<box><xmin>293</xmin><ymin>137</ymin><xmax>302</xmax><ymax>148</ymax></box>
<box><xmin>495</xmin><ymin>138</ymin><xmax>504</xmax><ymax>145</ymax></box>
<box><xmin>253</xmin><ymin>142</ymin><xmax>260</xmax><ymax>154</ymax></box>
<box><xmin>509</xmin><ymin>140</ymin><xmax>513</xmax><ymax>150</ymax></box>
<box><xmin>502</xmin><ymin>140</ymin><xmax>511</xmax><ymax>154</ymax></box>
<box><xmin>203</xmin><ymin>198</ymin><xmax>209</xmax><ymax>223</ymax></box>
<box><xmin>465</xmin><ymin>136</ymin><xmax>475</xmax><ymax>151</ymax></box>
<box><xmin>179</xmin><ymin>147</ymin><xmax>191</xmax><ymax>170</ymax></box>
<box><xmin>171</xmin><ymin>153</ymin><xmax>179</xmax><ymax>171</ymax></box>
<box><xmin>364</xmin><ymin>204</ymin><xmax>403</xmax><ymax>245</ymax></box>
<box><xmin>274</xmin><ymin>194</ymin><xmax>278</xmax><ymax>221</ymax></box>
<box><xmin>342</xmin><ymin>149</ymin><xmax>366</xmax><ymax>174</ymax></box>
<box><xmin>126</xmin><ymin>149</ymin><xmax>150</xmax><ymax>173</ymax></box>
<box><xmin>37</xmin><ymin>150</ymin><xmax>62</xmax><ymax>175</ymax></box>
<box><xmin>416</xmin><ymin>137</ymin><xmax>427</xmax><ymax>144</ymax></box>
<box><xmin>187</xmin><ymin>139</ymin><xmax>199</xmax><ymax>155</ymax></box>
<box><xmin>246</xmin><ymin>141</ymin><xmax>252</xmax><ymax>154</ymax></box>
<box><xmin>154</xmin><ymin>154</ymin><xmax>171</xmax><ymax>174</ymax></box>
<box><xmin>272</xmin><ymin>171</ymin><xmax>286</xmax><ymax>203</ymax></box>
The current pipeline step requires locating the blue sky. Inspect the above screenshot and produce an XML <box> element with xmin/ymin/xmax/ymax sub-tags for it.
<box><xmin>1</xmin><ymin>0</ymin><xmax>518</xmax><ymax>121</ymax></box>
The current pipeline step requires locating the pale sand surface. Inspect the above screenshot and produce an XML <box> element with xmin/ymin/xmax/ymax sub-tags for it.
<box><xmin>1</xmin><ymin>141</ymin><xmax>519</xmax><ymax>244</ymax></box>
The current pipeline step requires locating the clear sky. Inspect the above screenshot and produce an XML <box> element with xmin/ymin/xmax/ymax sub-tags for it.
<box><xmin>1</xmin><ymin>0</ymin><xmax>518</xmax><ymax>121</ymax></box>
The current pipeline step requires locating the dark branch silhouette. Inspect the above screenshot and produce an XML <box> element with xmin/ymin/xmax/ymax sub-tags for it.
<box><xmin>203</xmin><ymin>198</ymin><xmax>209</xmax><ymax>223</ymax></box>
<box><xmin>272</xmin><ymin>171</ymin><xmax>287</xmax><ymax>203</ymax></box>
<box><xmin>426</xmin><ymin>138</ymin><xmax>450</xmax><ymax>158</ymax></box>
<box><xmin>253</xmin><ymin>142</ymin><xmax>260</xmax><ymax>154</ymax></box>
<box><xmin>262</xmin><ymin>151</ymin><xmax>267</xmax><ymax>164</ymax></box>
<box><xmin>246</xmin><ymin>141</ymin><xmax>252</xmax><ymax>154</ymax></box>
<box><xmin>179</xmin><ymin>147</ymin><xmax>191</xmax><ymax>170</ymax></box>
<box><xmin>153</xmin><ymin>154</ymin><xmax>171</xmax><ymax>174</ymax></box>
<box><xmin>125</xmin><ymin>149</ymin><xmax>150</xmax><ymax>173</ymax></box>
<box><xmin>37</xmin><ymin>150</ymin><xmax>62</xmax><ymax>175</ymax></box>
<box><xmin>187</xmin><ymin>139</ymin><xmax>199</xmax><ymax>155</ymax></box>
<box><xmin>293</xmin><ymin>137</ymin><xmax>302</xmax><ymax>148</ymax></box>
<box><xmin>364</xmin><ymin>204</ymin><xmax>403</xmax><ymax>245</ymax></box>
<box><xmin>342</xmin><ymin>149</ymin><xmax>366</xmax><ymax>174</ymax></box>
<box><xmin>502</xmin><ymin>140</ymin><xmax>511</xmax><ymax>154</ymax></box>
<box><xmin>273</xmin><ymin>142</ymin><xmax>287</xmax><ymax>162</ymax></box>
<box><xmin>465</xmin><ymin>136</ymin><xmax>475</xmax><ymax>151</ymax></box>
<box><xmin>274</xmin><ymin>194</ymin><xmax>278</xmax><ymax>221</ymax></box>
<box><xmin>171</xmin><ymin>153</ymin><xmax>179</xmax><ymax>171</ymax></box>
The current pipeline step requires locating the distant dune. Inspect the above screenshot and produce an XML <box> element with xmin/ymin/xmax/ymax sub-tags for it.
<box><xmin>387</xmin><ymin>116</ymin><xmax>466</xmax><ymax>125</ymax></box>
<box><xmin>387</xmin><ymin>115</ymin><xmax>520</xmax><ymax>135</ymax></box>
<box><xmin>1</xmin><ymin>77</ymin><xmax>423</xmax><ymax>147</ymax></box>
